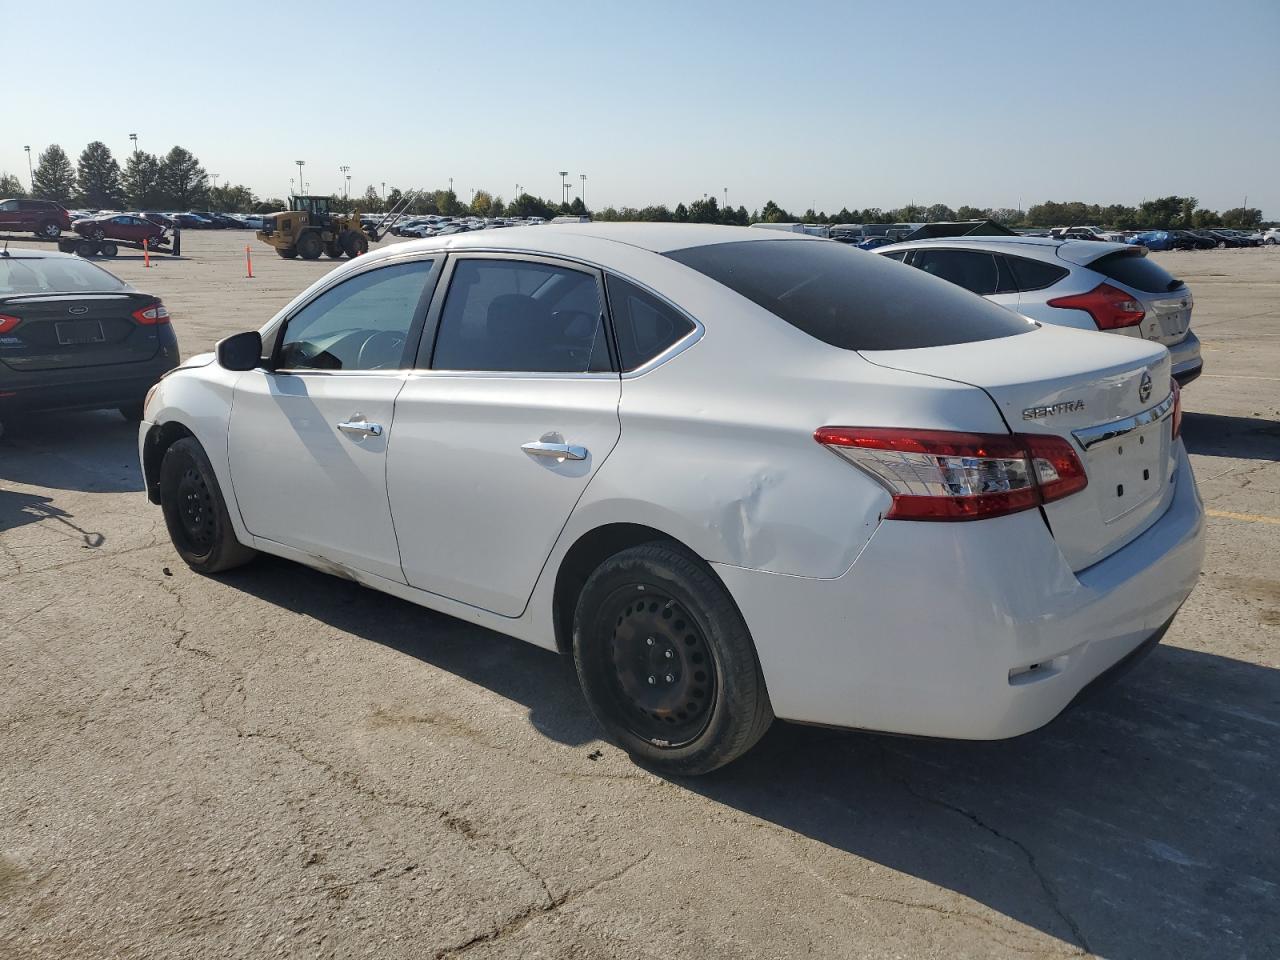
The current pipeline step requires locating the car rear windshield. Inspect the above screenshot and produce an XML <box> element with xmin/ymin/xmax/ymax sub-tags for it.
<box><xmin>665</xmin><ymin>239</ymin><xmax>1033</xmax><ymax>351</ymax></box>
<box><xmin>0</xmin><ymin>256</ymin><xmax>128</xmax><ymax>295</ymax></box>
<box><xmin>1088</xmin><ymin>250</ymin><xmax>1184</xmax><ymax>293</ymax></box>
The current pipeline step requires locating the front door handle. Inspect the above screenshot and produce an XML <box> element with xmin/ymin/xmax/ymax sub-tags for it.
<box><xmin>521</xmin><ymin>440</ymin><xmax>587</xmax><ymax>462</ymax></box>
<box><xmin>337</xmin><ymin>417</ymin><xmax>384</xmax><ymax>438</ymax></box>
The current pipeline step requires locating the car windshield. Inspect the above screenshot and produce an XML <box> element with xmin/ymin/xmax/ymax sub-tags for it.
<box><xmin>665</xmin><ymin>239</ymin><xmax>1034</xmax><ymax>350</ymax></box>
<box><xmin>0</xmin><ymin>256</ymin><xmax>128</xmax><ymax>295</ymax></box>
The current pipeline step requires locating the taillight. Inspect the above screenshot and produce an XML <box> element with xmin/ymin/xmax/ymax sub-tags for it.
<box><xmin>1047</xmin><ymin>282</ymin><xmax>1145</xmax><ymax>330</ymax></box>
<box><xmin>131</xmin><ymin>301</ymin><xmax>170</xmax><ymax>325</ymax></box>
<box><xmin>814</xmin><ymin>427</ymin><xmax>1088</xmax><ymax>521</ymax></box>
<box><xmin>1171</xmin><ymin>378</ymin><xmax>1182</xmax><ymax>440</ymax></box>
<box><xmin>0</xmin><ymin>314</ymin><xmax>20</xmax><ymax>335</ymax></box>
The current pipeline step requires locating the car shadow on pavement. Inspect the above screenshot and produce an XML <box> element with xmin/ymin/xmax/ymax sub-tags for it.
<box><xmin>219</xmin><ymin>556</ymin><xmax>1278</xmax><ymax>959</ymax></box>
<box><xmin>0</xmin><ymin>410</ymin><xmax>144</xmax><ymax>493</ymax></box>
<box><xmin>1180</xmin><ymin>411</ymin><xmax>1280</xmax><ymax>461</ymax></box>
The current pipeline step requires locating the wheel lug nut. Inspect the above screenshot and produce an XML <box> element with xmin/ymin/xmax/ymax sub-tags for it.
<box><xmin>647</xmin><ymin>675</ymin><xmax>656</xmax><ymax>685</ymax></box>
<box><xmin>664</xmin><ymin>650</ymin><xmax>672</xmax><ymax>658</ymax></box>
<box><xmin>665</xmin><ymin>674</ymin><xmax>675</xmax><ymax>683</ymax></box>
<box><xmin>646</xmin><ymin>637</ymin><xmax>654</xmax><ymax>646</ymax></box>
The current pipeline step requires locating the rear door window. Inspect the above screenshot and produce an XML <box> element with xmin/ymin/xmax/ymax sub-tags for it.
<box><xmin>1088</xmin><ymin>251</ymin><xmax>1185</xmax><ymax>294</ymax></box>
<box><xmin>666</xmin><ymin>240</ymin><xmax>1032</xmax><ymax>351</ymax></box>
<box><xmin>431</xmin><ymin>258</ymin><xmax>612</xmax><ymax>373</ymax></box>
<box><xmin>910</xmin><ymin>249</ymin><xmax>1001</xmax><ymax>296</ymax></box>
<box><xmin>1006</xmin><ymin>255</ymin><xmax>1069</xmax><ymax>292</ymax></box>
<box><xmin>604</xmin><ymin>275</ymin><xmax>694</xmax><ymax>371</ymax></box>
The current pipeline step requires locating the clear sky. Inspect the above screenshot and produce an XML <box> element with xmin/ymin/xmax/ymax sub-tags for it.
<box><xmin>6</xmin><ymin>0</ymin><xmax>1279</xmax><ymax>216</ymax></box>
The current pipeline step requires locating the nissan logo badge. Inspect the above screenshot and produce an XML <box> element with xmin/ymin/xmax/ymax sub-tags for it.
<box><xmin>1139</xmin><ymin>370</ymin><xmax>1153</xmax><ymax>404</ymax></box>
<box><xmin>68</xmin><ymin>305</ymin><xmax>89</xmax><ymax>315</ymax></box>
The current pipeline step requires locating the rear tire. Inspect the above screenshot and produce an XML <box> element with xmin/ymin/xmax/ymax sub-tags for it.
<box><xmin>99</xmin><ymin>241</ymin><xmax>118</xmax><ymax>257</ymax></box>
<box><xmin>37</xmin><ymin>220</ymin><xmax>62</xmax><ymax>239</ymax></box>
<box><xmin>297</xmin><ymin>232</ymin><xmax>323</xmax><ymax>260</ymax></box>
<box><xmin>573</xmin><ymin>542</ymin><xmax>773</xmax><ymax>775</ymax></box>
<box><xmin>324</xmin><ymin>241</ymin><xmax>344</xmax><ymax>259</ymax></box>
<box><xmin>159</xmin><ymin>437</ymin><xmax>257</xmax><ymax>574</ymax></box>
<box><xmin>276</xmin><ymin>246</ymin><xmax>298</xmax><ymax>259</ymax></box>
<box><xmin>75</xmin><ymin>240</ymin><xmax>97</xmax><ymax>258</ymax></box>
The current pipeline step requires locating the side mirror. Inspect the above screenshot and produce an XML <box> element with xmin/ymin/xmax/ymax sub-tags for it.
<box><xmin>216</xmin><ymin>331</ymin><xmax>263</xmax><ymax>371</ymax></box>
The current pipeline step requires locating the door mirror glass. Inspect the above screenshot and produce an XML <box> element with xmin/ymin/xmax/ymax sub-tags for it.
<box><xmin>217</xmin><ymin>330</ymin><xmax>263</xmax><ymax>371</ymax></box>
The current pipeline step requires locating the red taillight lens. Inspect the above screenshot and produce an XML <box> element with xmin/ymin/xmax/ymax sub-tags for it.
<box><xmin>1171</xmin><ymin>377</ymin><xmax>1182</xmax><ymax>440</ymax></box>
<box><xmin>0</xmin><ymin>314</ymin><xmax>20</xmax><ymax>335</ymax></box>
<box><xmin>814</xmin><ymin>427</ymin><xmax>1088</xmax><ymax>521</ymax></box>
<box><xmin>1047</xmin><ymin>282</ymin><xmax>1145</xmax><ymax>330</ymax></box>
<box><xmin>131</xmin><ymin>301</ymin><xmax>170</xmax><ymax>325</ymax></box>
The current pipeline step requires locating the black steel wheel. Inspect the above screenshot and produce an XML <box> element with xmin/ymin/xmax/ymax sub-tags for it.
<box><xmin>604</xmin><ymin>589</ymin><xmax>718</xmax><ymax>746</ymax></box>
<box><xmin>158</xmin><ymin>437</ymin><xmax>257</xmax><ymax>573</ymax></box>
<box><xmin>574</xmin><ymin>542</ymin><xmax>773</xmax><ymax>775</ymax></box>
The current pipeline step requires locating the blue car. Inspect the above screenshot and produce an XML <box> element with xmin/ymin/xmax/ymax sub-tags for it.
<box><xmin>1126</xmin><ymin>230</ymin><xmax>1173</xmax><ymax>251</ymax></box>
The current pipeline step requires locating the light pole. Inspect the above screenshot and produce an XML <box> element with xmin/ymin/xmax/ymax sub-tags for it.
<box><xmin>724</xmin><ymin>187</ymin><xmax>728</xmax><ymax>210</ymax></box>
<box><xmin>24</xmin><ymin>145</ymin><xmax>32</xmax><ymax>189</ymax></box>
<box><xmin>346</xmin><ymin>174</ymin><xmax>351</xmax><ymax>200</ymax></box>
<box><xmin>211</xmin><ymin>173</ymin><xmax>220</xmax><ymax>191</ymax></box>
<box><xmin>580</xmin><ymin>173</ymin><xmax>587</xmax><ymax>211</ymax></box>
<box><xmin>559</xmin><ymin>171</ymin><xmax>568</xmax><ymax>206</ymax></box>
<box><xmin>448</xmin><ymin>177</ymin><xmax>453</xmax><ymax>196</ymax></box>
<box><xmin>340</xmin><ymin>165</ymin><xmax>350</xmax><ymax>199</ymax></box>
<box><xmin>295</xmin><ymin>160</ymin><xmax>305</xmax><ymax>196</ymax></box>
<box><xmin>129</xmin><ymin>133</ymin><xmax>138</xmax><ymax>156</ymax></box>
<box><xmin>290</xmin><ymin>177</ymin><xmax>295</xmax><ymax>195</ymax></box>
<box><xmin>381</xmin><ymin>181</ymin><xmax>386</xmax><ymax>200</ymax></box>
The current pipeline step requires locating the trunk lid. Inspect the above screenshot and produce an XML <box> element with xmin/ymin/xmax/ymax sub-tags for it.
<box><xmin>0</xmin><ymin>292</ymin><xmax>162</xmax><ymax>372</ymax></box>
<box><xmin>861</xmin><ymin>324</ymin><xmax>1178</xmax><ymax>571</ymax></box>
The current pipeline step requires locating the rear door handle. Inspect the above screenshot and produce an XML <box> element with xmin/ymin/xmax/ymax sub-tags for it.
<box><xmin>521</xmin><ymin>440</ymin><xmax>587</xmax><ymax>461</ymax></box>
<box><xmin>337</xmin><ymin>418</ymin><xmax>384</xmax><ymax>438</ymax></box>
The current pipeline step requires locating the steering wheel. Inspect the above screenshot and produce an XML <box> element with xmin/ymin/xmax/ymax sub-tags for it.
<box><xmin>356</xmin><ymin>330</ymin><xmax>406</xmax><ymax>369</ymax></box>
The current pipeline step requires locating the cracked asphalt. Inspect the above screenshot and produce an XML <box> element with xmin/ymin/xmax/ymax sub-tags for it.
<box><xmin>2</xmin><ymin>234</ymin><xmax>1278</xmax><ymax>959</ymax></box>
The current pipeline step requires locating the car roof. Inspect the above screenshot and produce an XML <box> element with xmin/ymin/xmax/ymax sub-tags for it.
<box><xmin>0</xmin><ymin>247</ymin><xmax>79</xmax><ymax>260</ymax></box>
<box><xmin>365</xmin><ymin>223</ymin><xmax>816</xmax><ymax>265</ymax></box>
<box><xmin>873</xmin><ymin>234</ymin><xmax>1133</xmax><ymax>266</ymax></box>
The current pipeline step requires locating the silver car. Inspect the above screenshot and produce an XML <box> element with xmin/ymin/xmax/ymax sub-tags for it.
<box><xmin>876</xmin><ymin>236</ymin><xmax>1203</xmax><ymax>385</ymax></box>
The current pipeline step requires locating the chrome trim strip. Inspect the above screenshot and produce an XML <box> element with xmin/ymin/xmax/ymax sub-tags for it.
<box><xmin>1072</xmin><ymin>392</ymin><xmax>1175</xmax><ymax>451</ymax></box>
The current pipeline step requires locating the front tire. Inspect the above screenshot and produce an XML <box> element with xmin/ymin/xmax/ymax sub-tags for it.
<box><xmin>573</xmin><ymin>542</ymin><xmax>772</xmax><ymax>775</ymax></box>
<box><xmin>37</xmin><ymin>220</ymin><xmax>62</xmax><ymax>239</ymax></box>
<box><xmin>159</xmin><ymin>437</ymin><xmax>257</xmax><ymax>574</ymax></box>
<box><xmin>276</xmin><ymin>246</ymin><xmax>298</xmax><ymax>259</ymax></box>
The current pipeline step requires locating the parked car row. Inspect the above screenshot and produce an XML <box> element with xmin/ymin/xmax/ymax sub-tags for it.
<box><xmin>382</xmin><ymin>214</ymin><xmax>548</xmax><ymax>239</ymax></box>
<box><xmin>1124</xmin><ymin>228</ymin><xmax>1270</xmax><ymax>250</ymax></box>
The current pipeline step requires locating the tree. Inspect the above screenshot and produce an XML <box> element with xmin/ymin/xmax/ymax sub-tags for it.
<box><xmin>386</xmin><ymin>188</ymin><xmax>403</xmax><ymax>211</ymax></box>
<box><xmin>470</xmin><ymin>189</ymin><xmax>493</xmax><ymax>216</ymax></box>
<box><xmin>31</xmin><ymin>145</ymin><xmax>76</xmax><ymax>203</ymax></box>
<box><xmin>434</xmin><ymin>188</ymin><xmax>463</xmax><ymax>216</ymax></box>
<box><xmin>208</xmin><ymin>184</ymin><xmax>257</xmax><ymax>213</ymax></box>
<box><xmin>0</xmin><ymin>173</ymin><xmax>25</xmax><ymax>198</ymax></box>
<box><xmin>759</xmin><ymin>200</ymin><xmax>788</xmax><ymax>223</ymax></box>
<box><xmin>1220</xmin><ymin>207</ymin><xmax>1263</xmax><ymax>229</ymax></box>
<box><xmin>123</xmin><ymin>152</ymin><xmax>163</xmax><ymax>209</ymax></box>
<box><xmin>507</xmin><ymin>193</ymin><xmax>555</xmax><ymax>219</ymax></box>
<box><xmin>361</xmin><ymin>185</ymin><xmax>383</xmax><ymax>212</ymax></box>
<box><xmin>157</xmin><ymin>146</ymin><xmax>208</xmax><ymax>209</ymax></box>
<box><xmin>254</xmin><ymin>198</ymin><xmax>286</xmax><ymax>213</ymax></box>
<box><xmin>989</xmin><ymin>207</ymin><xmax>1024</xmax><ymax>225</ymax></box>
<box><xmin>76</xmin><ymin>141</ymin><xmax>123</xmax><ymax>208</ymax></box>
<box><xmin>955</xmin><ymin>205</ymin><xmax>990</xmax><ymax>221</ymax></box>
<box><xmin>924</xmin><ymin>203</ymin><xmax>956</xmax><ymax>222</ymax></box>
<box><xmin>487</xmin><ymin>195</ymin><xmax>506</xmax><ymax>218</ymax></box>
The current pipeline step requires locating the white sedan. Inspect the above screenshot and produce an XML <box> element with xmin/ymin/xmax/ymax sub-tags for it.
<box><xmin>139</xmin><ymin>224</ymin><xmax>1204</xmax><ymax>774</ymax></box>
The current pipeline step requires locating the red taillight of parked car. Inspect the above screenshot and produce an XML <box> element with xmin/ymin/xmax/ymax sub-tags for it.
<box><xmin>0</xmin><ymin>314</ymin><xmax>21</xmax><ymax>335</ymax></box>
<box><xmin>1171</xmin><ymin>378</ymin><xmax>1182</xmax><ymax>440</ymax></box>
<box><xmin>131</xmin><ymin>301</ymin><xmax>170</xmax><ymax>325</ymax></box>
<box><xmin>1046</xmin><ymin>282</ymin><xmax>1145</xmax><ymax>330</ymax></box>
<box><xmin>814</xmin><ymin>427</ymin><xmax>1088</xmax><ymax>521</ymax></box>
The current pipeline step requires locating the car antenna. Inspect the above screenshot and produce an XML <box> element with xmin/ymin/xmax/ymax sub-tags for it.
<box><xmin>1</xmin><ymin>240</ymin><xmax>9</xmax><ymax>257</ymax></box>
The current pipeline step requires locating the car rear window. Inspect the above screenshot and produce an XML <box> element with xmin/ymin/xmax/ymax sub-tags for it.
<box><xmin>665</xmin><ymin>239</ymin><xmax>1033</xmax><ymax>351</ymax></box>
<box><xmin>0</xmin><ymin>256</ymin><xmax>128</xmax><ymax>295</ymax></box>
<box><xmin>1089</xmin><ymin>251</ymin><xmax>1184</xmax><ymax>293</ymax></box>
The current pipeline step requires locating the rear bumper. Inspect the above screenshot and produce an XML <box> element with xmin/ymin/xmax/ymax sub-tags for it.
<box><xmin>0</xmin><ymin>353</ymin><xmax>177</xmax><ymax>416</ymax></box>
<box><xmin>1168</xmin><ymin>330</ymin><xmax>1203</xmax><ymax>386</ymax></box>
<box><xmin>715</xmin><ymin>444</ymin><xmax>1205</xmax><ymax>739</ymax></box>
